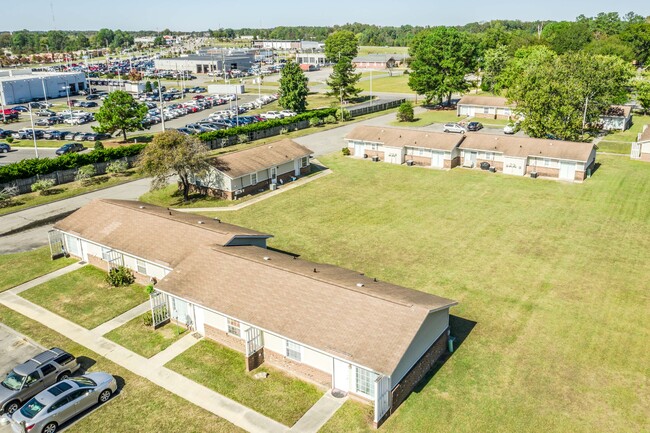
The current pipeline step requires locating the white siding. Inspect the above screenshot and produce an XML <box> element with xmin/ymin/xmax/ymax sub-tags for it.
<box><xmin>203</xmin><ymin>309</ymin><xmax>229</xmax><ymax>332</ymax></box>
<box><xmin>302</xmin><ymin>346</ymin><xmax>333</xmax><ymax>374</ymax></box>
<box><xmin>263</xmin><ymin>332</ymin><xmax>286</xmax><ymax>354</ymax></box>
<box><xmin>390</xmin><ymin>309</ymin><xmax>450</xmax><ymax>385</ymax></box>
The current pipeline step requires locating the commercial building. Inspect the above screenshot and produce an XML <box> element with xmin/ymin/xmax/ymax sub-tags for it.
<box><xmin>0</xmin><ymin>69</ymin><xmax>87</xmax><ymax>105</ymax></box>
<box><xmin>154</xmin><ymin>52</ymin><xmax>255</xmax><ymax>74</ymax></box>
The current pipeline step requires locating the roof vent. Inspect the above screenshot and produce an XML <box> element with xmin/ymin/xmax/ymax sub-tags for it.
<box><xmin>139</xmin><ymin>206</ymin><xmax>145</xmax><ymax>209</ymax></box>
<box><xmin>373</xmin><ymin>277</ymin><xmax>377</xmax><ymax>282</ymax></box>
<box><xmin>356</xmin><ymin>283</ymin><xmax>364</xmax><ymax>287</ymax></box>
<box><xmin>313</xmin><ymin>268</ymin><xmax>317</xmax><ymax>273</ymax></box>
<box><xmin>214</xmin><ymin>218</ymin><xmax>221</xmax><ymax>223</ymax></box>
<box><xmin>169</xmin><ymin>211</ymin><xmax>172</xmax><ymax>215</ymax></box>
<box><xmin>263</xmin><ymin>256</ymin><xmax>270</xmax><ymax>261</ymax></box>
<box><xmin>198</xmin><ymin>221</ymin><xmax>204</xmax><ymax>224</ymax></box>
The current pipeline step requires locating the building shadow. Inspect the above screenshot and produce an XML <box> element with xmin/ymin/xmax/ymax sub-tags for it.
<box><xmin>76</xmin><ymin>356</ymin><xmax>97</xmax><ymax>374</ymax></box>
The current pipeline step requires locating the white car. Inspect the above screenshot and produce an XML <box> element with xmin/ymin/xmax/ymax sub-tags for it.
<box><xmin>261</xmin><ymin>111</ymin><xmax>284</xmax><ymax>119</ymax></box>
<box><xmin>443</xmin><ymin>123</ymin><xmax>466</xmax><ymax>134</ymax></box>
<box><xmin>504</xmin><ymin>122</ymin><xmax>520</xmax><ymax>134</ymax></box>
<box><xmin>280</xmin><ymin>110</ymin><xmax>297</xmax><ymax>117</ymax></box>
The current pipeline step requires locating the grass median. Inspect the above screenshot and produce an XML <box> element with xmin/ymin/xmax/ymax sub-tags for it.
<box><xmin>0</xmin><ymin>246</ymin><xmax>76</xmax><ymax>292</ymax></box>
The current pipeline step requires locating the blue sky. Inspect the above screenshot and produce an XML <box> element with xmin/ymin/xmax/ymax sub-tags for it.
<box><xmin>3</xmin><ymin>0</ymin><xmax>649</xmax><ymax>31</ymax></box>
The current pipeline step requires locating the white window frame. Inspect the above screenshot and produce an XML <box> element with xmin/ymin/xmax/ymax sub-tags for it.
<box><xmin>136</xmin><ymin>259</ymin><xmax>147</xmax><ymax>274</ymax></box>
<box><xmin>355</xmin><ymin>366</ymin><xmax>377</xmax><ymax>398</ymax></box>
<box><xmin>286</xmin><ymin>340</ymin><xmax>302</xmax><ymax>362</ymax></box>
<box><xmin>227</xmin><ymin>318</ymin><xmax>241</xmax><ymax>337</ymax></box>
<box><xmin>251</xmin><ymin>172</ymin><xmax>258</xmax><ymax>185</ymax></box>
<box><xmin>483</xmin><ymin>107</ymin><xmax>490</xmax><ymax>114</ymax></box>
<box><xmin>544</xmin><ymin>158</ymin><xmax>551</xmax><ymax>167</ymax></box>
<box><xmin>301</xmin><ymin>156</ymin><xmax>309</xmax><ymax>168</ymax></box>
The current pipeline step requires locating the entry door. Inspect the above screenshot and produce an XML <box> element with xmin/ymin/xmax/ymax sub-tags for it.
<box><xmin>559</xmin><ymin>161</ymin><xmax>575</xmax><ymax>181</ymax></box>
<box><xmin>171</xmin><ymin>298</ymin><xmax>191</xmax><ymax>326</ymax></box>
<box><xmin>354</xmin><ymin>143</ymin><xmax>365</xmax><ymax>157</ymax></box>
<box><xmin>466</xmin><ymin>151</ymin><xmax>477</xmax><ymax>167</ymax></box>
<box><xmin>333</xmin><ymin>359</ymin><xmax>350</xmax><ymax>392</ymax></box>
<box><xmin>431</xmin><ymin>151</ymin><xmax>444</xmax><ymax>168</ymax></box>
<box><xmin>294</xmin><ymin>159</ymin><xmax>301</xmax><ymax>176</ymax></box>
<box><xmin>270</xmin><ymin>167</ymin><xmax>277</xmax><ymax>184</ymax></box>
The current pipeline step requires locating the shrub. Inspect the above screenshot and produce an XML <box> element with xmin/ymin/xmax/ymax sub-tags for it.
<box><xmin>6</xmin><ymin>137</ymin><xmax>13</xmax><ymax>144</ymax></box>
<box><xmin>75</xmin><ymin>164</ymin><xmax>96</xmax><ymax>183</ymax></box>
<box><xmin>0</xmin><ymin>185</ymin><xmax>18</xmax><ymax>208</ymax></box>
<box><xmin>106</xmin><ymin>266</ymin><xmax>135</xmax><ymax>287</ymax></box>
<box><xmin>280</xmin><ymin>127</ymin><xmax>289</xmax><ymax>135</ymax></box>
<box><xmin>324</xmin><ymin>115</ymin><xmax>337</xmax><ymax>124</ymax></box>
<box><xmin>106</xmin><ymin>160</ymin><xmax>128</xmax><ymax>175</ymax></box>
<box><xmin>94</xmin><ymin>141</ymin><xmax>104</xmax><ymax>150</ymax></box>
<box><xmin>335</xmin><ymin>108</ymin><xmax>351</xmax><ymax>121</ymax></box>
<box><xmin>397</xmin><ymin>101</ymin><xmax>415</xmax><ymax>122</ymax></box>
<box><xmin>142</xmin><ymin>311</ymin><xmax>153</xmax><ymax>326</ymax></box>
<box><xmin>30</xmin><ymin>178</ymin><xmax>56</xmax><ymax>195</ymax></box>
<box><xmin>309</xmin><ymin>117</ymin><xmax>322</xmax><ymax>127</ymax></box>
<box><xmin>237</xmin><ymin>133</ymin><xmax>250</xmax><ymax>144</ymax></box>
<box><xmin>342</xmin><ymin>147</ymin><xmax>351</xmax><ymax>156</ymax></box>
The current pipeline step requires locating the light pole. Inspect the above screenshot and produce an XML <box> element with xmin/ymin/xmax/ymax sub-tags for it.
<box><xmin>338</xmin><ymin>53</ymin><xmax>343</xmax><ymax>121</ymax></box>
<box><xmin>28</xmin><ymin>105</ymin><xmax>39</xmax><ymax>158</ymax></box>
<box><xmin>157</xmin><ymin>77</ymin><xmax>166</xmax><ymax>132</ymax></box>
<box><xmin>40</xmin><ymin>77</ymin><xmax>48</xmax><ymax>106</ymax></box>
<box><xmin>0</xmin><ymin>86</ymin><xmax>6</xmax><ymax>123</ymax></box>
<box><xmin>370</xmin><ymin>69</ymin><xmax>373</xmax><ymax>104</ymax></box>
<box><xmin>61</xmin><ymin>84</ymin><xmax>71</xmax><ymax>109</ymax></box>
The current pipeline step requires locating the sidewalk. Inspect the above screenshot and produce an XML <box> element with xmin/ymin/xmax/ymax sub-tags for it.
<box><xmin>0</xmin><ymin>177</ymin><xmax>152</xmax><ymax>237</ymax></box>
<box><xmin>289</xmin><ymin>391</ymin><xmax>347</xmax><ymax>433</ymax></box>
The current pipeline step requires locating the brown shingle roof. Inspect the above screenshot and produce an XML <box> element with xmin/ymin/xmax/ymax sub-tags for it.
<box><xmin>638</xmin><ymin>125</ymin><xmax>650</xmax><ymax>143</ymax></box>
<box><xmin>157</xmin><ymin>245</ymin><xmax>457</xmax><ymax>375</ymax></box>
<box><xmin>460</xmin><ymin>135</ymin><xmax>595</xmax><ymax>162</ymax></box>
<box><xmin>345</xmin><ymin>125</ymin><xmax>465</xmax><ymax>151</ymax></box>
<box><xmin>54</xmin><ymin>200</ymin><xmax>271</xmax><ymax>268</ymax></box>
<box><xmin>457</xmin><ymin>95</ymin><xmax>512</xmax><ymax>108</ymax></box>
<box><xmin>211</xmin><ymin>139</ymin><xmax>312</xmax><ymax>179</ymax></box>
<box><xmin>602</xmin><ymin>105</ymin><xmax>632</xmax><ymax>118</ymax></box>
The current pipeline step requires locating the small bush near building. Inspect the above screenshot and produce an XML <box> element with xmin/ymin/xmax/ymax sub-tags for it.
<box><xmin>325</xmin><ymin>115</ymin><xmax>337</xmax><ymax>124</ymax></box>
<box><xmin>342</xmin><ymin>147</ymin><xmax>351</xmax><ymax>156</ymax></box>
<box><xmin>336</xmin><ymin>108</ymin><xmax>351</xmax><ymax>121</ymax></box>
<box><xmin>0</xmin><ymin>185</ymin><xmax>18</xmax><ymax>208</ymax></box>
<box><xmin>397</xmin><ymin>101</ymin><xmax>415</xmax><ymax>122</ymax></box>
<box><xmin>106</xmin><ymin>266</ymin><xmax>136</xmax><ymax>287</ymax></box>
<box><xmin>30</xmin><ymin>179</ymin><xmax>56</xmax><ymax>195</ymax></box>
<box><xmin>5</xmin><ymin>137</ymin><xmax>13</xmax><ymax>144</ymax></box>
<box><xmin>309</xmin><ymin>117</ymin><xmax>322</xmax><ymax>127</ymax></box>
<box><xmin>106</xmin><ymin>160</ymin><xmax>129</xmax><ymax>176</ymax></box>
<box><xmin>142</xmin><ymin>311</ymin><xmax>153</xmax><ymax>326</ymax></box>
<box><xmin>94</xmin><ymin>141</ymin><xmax>105</xmax><ymax>150</ymax></box>
<box><xmin>75</xmin><ymin>164</ymin><xmax>97</xmax><ymax>184</ymax></box>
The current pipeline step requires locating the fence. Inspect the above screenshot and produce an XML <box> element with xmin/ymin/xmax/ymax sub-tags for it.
<box><xmin>0</xmin><ymin>155</ymin><xmax>138</xmax><ymax>194</ymax></box>
<box><xmin>348</xmin><ymin>98</ymin><xmax>406</xmax><ymax>117</ymax></box>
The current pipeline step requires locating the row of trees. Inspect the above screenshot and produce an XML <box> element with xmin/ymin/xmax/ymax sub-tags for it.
<box><xmin>0</xmin><ymin>28</ymin><xmax>138</xmax><ymax>54</ymax></box>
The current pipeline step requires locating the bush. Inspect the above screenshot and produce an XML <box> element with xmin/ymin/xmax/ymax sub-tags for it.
<box><xmin>142</xmin><ymin>311</ymin><xmax>153</xmax><ymax>326</ymax></box>
<box><xmin>106</xmin><ymin>160</ymin><xmax>128</xmax><ymax>175</ymax></box>
<box><xmin>6</xmin><ymin>137</ymin><xmax>13</xmax><ymax>144</ymax></box>
<box><xmin>94</xmin><ymin>141</ymin><xmax>104</xmax><ymax>150</ymax></box>
<box><xmin>106</xmin><ymin>266</ymin><xmax>135</xmax><ymax>287</ymax></box>
<box><xmin>335</xmin><ymin>108</ymin><xmax>351</xmax><ymax>121</ymax></box>
<box><xmin>280</xmin><ymin>127</ymin><xmax>289</xmax><ymax>135</ymax></box>
<box><xmin>309</xmin><ymin>117</ymin><xmax>322</xmax><ymax>127</ymax></box>
<box><xmin>324</xmin><ymin>115</ymin><xmax>337</xmax><ymax>124</ymax></box>
<box><xmin>403</xmin><ymin>69</ymin><xmax>410</xmax><ymax>75</ymax></box>
<box><xmin>75</xmin><ymin>164</ymin><xmax>96</xmax><ymax>183</ymax></box>
<box><xmin>237</xmin><ymin>133</ymin><xmax>250</xmax><ymax>144</ymax></box>
<box><xmin>0</xmin><ymin>185</ymin><xmax>18</xmax><ymax>208</ymax></box>
<box><xmin>30</xmin><ymin>178</ymin><xmax>55</xmax><ymax>195</ymax></box>
<box><xmin>397</xmin><ymin>101</ymin><xmax>415</xmax><ymax>122</ymax></box>
<box><xmin>342</xmin><ymin>147</ymin><xmax>351</xmax><ymax>156</ymax></box>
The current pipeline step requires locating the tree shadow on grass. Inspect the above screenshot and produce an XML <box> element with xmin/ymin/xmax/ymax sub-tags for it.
<box><xmin>76</xmin><ymin>356</ymin><xmax>97</xmax><ymax>374</ymax></box>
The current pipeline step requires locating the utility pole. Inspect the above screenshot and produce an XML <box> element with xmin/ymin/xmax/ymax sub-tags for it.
<box><xmin>28</xmin><ymin>105</ymin><xmax>39</xmax><ymax>158</ymax></box>
<box><xmin>158</xmin><ymin>76</ymin><xmax>166</xmax><ymax>132</ymax></box>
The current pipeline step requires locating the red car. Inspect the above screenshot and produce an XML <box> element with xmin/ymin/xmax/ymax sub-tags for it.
<box><xmin>192</xmin><ymin>94</ymin><xmax>205</xmax><ymax>100</ymax></box>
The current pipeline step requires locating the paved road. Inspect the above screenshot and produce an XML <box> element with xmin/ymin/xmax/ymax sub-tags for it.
<box><xmin>0</xmin><ymin>148</ymin><xmax>60</xmax><ymax>165</ymax></box>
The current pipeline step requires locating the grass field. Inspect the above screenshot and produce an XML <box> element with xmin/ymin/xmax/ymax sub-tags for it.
<box><xmin>20</xmin><ymin>265</ymin><xmax>149</xmax><ymax>329</ymax></box>
<box><xmin>358</xmin><ymin>46</ymin><xmax>409</xmax><ymax>56</ymax></box>
<box><xmin>198</xmin><ymin>154</ymin><xmax>650</xmax><ymax>433</ymax></box>
<box><xmin>104</xmin><ymin>313</ymin><xmax>187</xmax><ymax>358</ymax></box>
<box><xmin>166</xmin><ymin>340</ymin><xmax>323</xmax><ymax>426</ymax></box>
<box><xmin>391</xmin><ymin>109</ymin><xmax>465</xmax><ymax>127</ymax></box>
<box><xmin>0</xmin><ymin>246</ymin><xmax>76</xmax><ymax>292</ymax></box>
<box><xmin>602</xmin><ymin>115</ymin><xmax>650</xmax><ymax>142</ymax></box>
<box><xmin>597</xmin><ymin>141</ymin><xmax>632</xmax><ymax>154</ymax></box>
<box><xmin>358</xmin><ymin>74</ymin><xmax>412</xmax><ymax>94</ymax></box>
<box><xmin>0</xmin><ymin>306</ymin><xmax>242</xmax><ymax>433</ymax></box>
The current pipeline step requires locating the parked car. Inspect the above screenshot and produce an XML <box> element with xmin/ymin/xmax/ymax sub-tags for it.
<box><xmin>11</xmin><ymin>129</ymin><xmax>33</xmax><ymax>139</ymax></box>
<box><xmin>10</xmin><ymin>106</ymin><xmax>28</xmax><ymax>113</ymax></box>
<box><xmin>35</xmin><ymin>118</ymin><xmax>56</xmax><ymax>126</ymax></box>
<box><xmin>467</xmin><ymin>121</ymin><xmax>483</xmax><ymax>131</ymax></box>
<box><xmin>0</xmin><ymin>348</ymin><xmax>80</xmax><ymax>415</ymax></box>
<box><xmin>55</xmin><ymin>142</ymin><xmax>84</xmax><ymax>156</ymax></box>
<box><xmin>43</xmin><ymin>130</ymin><xmax>67</xmax><ymax>140</ymax></box>
<box><xmin>0</xmin><ymin>143</ymin><xmax>10</xmax><ymax>153</ymax></box>
<box><xmin>0</xmin><ymin>130</ymin><xmax>16</xmax><ymax>138</ymax></box>
<box><xmin>260</xmin><ymin>111</ymin><xmax>284</xmax><ymax>119</ymax></box>
<box><xmin>6</xmin><ymin>373</ymin><xmax>117</xmax><ymax>433</ymax></box>
<box><xmin>504</xmin><ymin>122</ymin><xmax>520</xmax><ymax>135</ymax></box>
<box><xmin>279</xmin><ymin>110</ymin><xmax>297</xmax><ymax>117</ymax></box>
<box><xmin>443</xmin><ymin>123</ymin><xmax>466</xmax><ymax>134</ymax></box>
<box><xmin>85</xmin><ymin>94</ymin><xmax>100</xmax><ymax>100</ymax></box>
<box><xmin>36</xmin><ymin>110</ymin><xmax>56</xmax><ymax>117</ymax></box>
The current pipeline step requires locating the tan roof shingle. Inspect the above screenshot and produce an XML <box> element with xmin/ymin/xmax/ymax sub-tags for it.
<box><xmin>345</xmin><ymin>125</ymin><xmax>465</xmax><ymax>151</ymax></box>
<box><xmin>638</xmin><ymin>125</ymin><xmax>650</xmax><ymax>143</ymax></box>
<box><xmin>460</xmin><ymin>135</ymin><xmax>595</xmax><ymax>162</ymax></box>
<box><xmin>457</xmin><ymin>95</ymin><xmax>512</xmax><ymax>108</ymax></box>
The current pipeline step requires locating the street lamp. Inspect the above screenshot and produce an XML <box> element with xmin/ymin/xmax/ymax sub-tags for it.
<box><xmin>61</xmin><ymin>84</ymin><xmax>71</xmax><ymax>109</ymax></box>
<box><xmin>28</xmin><ymin>104</ymin><xmax>39</xmax><ymax>158</ymax></box>
<box><xmin>157</xmin><ymin>76</ymin><xmax>166</xmax><ymax>132</ymax></box>
<box><xmin>40</xmin><ymin>77</ymin><xmax>48</xmax><ymax>106</ymax></box>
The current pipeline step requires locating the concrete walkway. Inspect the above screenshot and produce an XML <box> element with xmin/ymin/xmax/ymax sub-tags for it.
<box><xmin>173</xmin><ymin>167</ymin><xmax>333</xmax><ymax>213</ymax></box>
<box><xmin>9</xmin><ymin>261</ymin><xmax>86</xmax><ymax>295</ymax></box>
<box><xmin>289</xmin><ymin>391</ymin><xmax>347</xmax><ymax>433</ymax></box>
<box><xmin>148</xmin><ymin>332</ymin><xmax>202</xmax><ymax>367</ymax></box>
<box><xmin>91</xmin><ymin>301</ymin><xmax>151</xmax><ymax>336</ymax></box>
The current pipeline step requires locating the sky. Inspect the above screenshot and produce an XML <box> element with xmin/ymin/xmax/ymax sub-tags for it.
<box><xmin>3</xmin><ymin>0</ymin><xmax>649</xmax><ymax>31</ymax></box>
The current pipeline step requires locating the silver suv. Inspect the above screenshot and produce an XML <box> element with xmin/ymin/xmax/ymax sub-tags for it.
<box><xmin>0</xmin><ymin>348</ymin><xmax>80</xmax><ymax>415</ymax></box>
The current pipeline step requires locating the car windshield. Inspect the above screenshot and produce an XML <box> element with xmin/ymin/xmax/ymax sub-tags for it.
<box><xmin>19</xmin><ymin>397</ymin><xmax>46</xmax><ymax>419</ymax></box>
<box><xmin>1</xmin><ymin>370</ymin><xmax>25</xmax><ymax>391</ymax></box>
<box><xmin>69</xmin><ymin>377</ymin><xmax>96</xmax><ymax>388</ymax></box>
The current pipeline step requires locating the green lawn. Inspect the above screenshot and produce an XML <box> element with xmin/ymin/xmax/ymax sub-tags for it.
<box><xmin>104</xmin><ymin>313</ymin><xmax>187</xmax><ymax>358</ymax></box>
<box><xmin>602</xmin><ymin>114</ymin><xmax>650</xmax><ymax>142</ymax></box>
<box><xmin>139</xmin><ymin>184</ymin><xmax>242</xmax><ymax>208</ymax></box>
<box><xmin>597</xmin><ymin>141</ymin><xmax>632</xmax><ymax>155</ymax></box>
<box><xmin>0</xmin><ymin>305</ymin><xmax>242</xmax><ymax>433</ymax></box>
<box><xmin>199</xmin><ymin>154</ymin><xmax>650</xmax><ymax>433</ymax></box>
<box><xmin>0</xmin><ymin>172</ymin><xmax>142</xmax><ymax>217</ymax></box>
<box><xmin>166</xmin><ymin>340</ymin><xmax>323</xmax><ymax>426</ymax></box>
<box><xmin>358</xmin><ymin>74</ymin><xmax>412</xmax><ymax>94</ymax></box>
<box><xmin>20</xmin><ymin>265</ymin><xmax>149</xmax><ymax>329</ymax></box>
<box><xmin>391</xmin><ymin>109</ymin><xmax>465</xmax><ymax>127</ymax></box>
<box><xmin>0</xmin><ymin>246</ymin><xmax>76</xmax><ymax>292</ymax></box>
<box><xmin>358</xmin><ymin>46</ymin><xmax>409</xmax><ymax>56</ymax></box>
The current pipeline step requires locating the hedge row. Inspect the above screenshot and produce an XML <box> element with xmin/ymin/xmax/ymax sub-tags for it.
<box><xmin>197</xmin><ymin>108</ymin><xmax>337</xmax><ymax>142</ymax></box>
<box><xmin>0</xmin><ymin>144</ymin><xmax>145</xmax><ymax>184</ymax></box>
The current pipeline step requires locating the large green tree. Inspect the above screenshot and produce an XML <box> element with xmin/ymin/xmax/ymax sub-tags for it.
<box><xmin>621</xmin><ymin>21</ymin><xmax>650</xmax><ymax>64</ymax></box>
<box><xmin>324</xmin><ymin>30</ymin><xmax>359</xmax><ymax>60</ymax></box>
<box><xmin>408</xmin><ymin>27</ymin><xmax>477</xmax><ymax>105</ymax></box>
<box><xmin>506</xmin><ymin>52</ymin><xmax>634</xmax><ymax>140</ymax></box>
<box><xmin>278</xmin><ymin>60</ymin><xmax>309</xmax><ymax>113</ymax></box>
<box><xmin>93</xmin><ymin>91</ymin><xmax>148</xmax><ymax>142</ymax></box>
<box><xmin>636</xmin><ymin>79</ymin><xmax>650</xmax><ymax>115</ymax></box>
<box><xmin>481</xmin><ymin>46</ymin><xmax>510</xmax><ymax>94</ymax></box>
<box><xmin>138</xmin><ymin>130</ymin><xmax>211</xmax><ymax>202</ymax></box>
<box><xmin>325</xmin><ymin>31</ymin><xmax>361</xmax><ymax>102</ymax></box>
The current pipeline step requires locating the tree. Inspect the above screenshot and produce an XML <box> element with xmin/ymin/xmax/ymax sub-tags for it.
<box><xmin>138</xmin><ymin>130</ymin><xmax>211</xmax><ymax>202</ymax></box>
<box><xmin>95</xmin><ymin>28</ymin><xmax>114</xmax><ymax>48</ymax></box>
<box><xmin>153</xmin><ymin>35</ymin><xmax>165</xmax><ymax>46</ymax></box>
<box><xmin>408</xmin><ymin>27</ymin><xmax>477</xmax><ymax>105</ymax></box>
<box><xmin>93</xmin><ymin>90</ymin><xmax>148</xmax><ymax>142</ymax></box>
<box><xmin>506</xmin><ymin>52</ymin><xmax>634</xmax><ymax>140</ymax></box>
<box><xmin>621</xmin><ymin>22</ymin><xmax>650</xmax><ymax>64</ymax></box>
<box><xmin>583</xmin><ymin>36</ymin><xmax>635</xmax><ymax>62</ymax></box>
<box><xmin>278</xmin><ymin>60</ymin><xmax>309</xmax><ymax>113</ymax></box>
<box><xmin>481</xmin><ymin>46</ymin><xmax>510</xmax><ymax>94</ymax></box>
<box><xmin>542</xmin><ymin>21</ymin><xmax>592</xmax><ymax>54</ymax></box>
<box><xmin>325</xmin><ymin>31</ymin><xmax>362</xmax><ymax>103</ymax></box>
<box><xmin>396</xmin><ymin>101</ymin><xmax>414</xmax><ymax>122</ymax></box>
<box><xmin>636</xmin><ymin>80</ymin><xmax>650</xmax><ymax>115</ymax></box>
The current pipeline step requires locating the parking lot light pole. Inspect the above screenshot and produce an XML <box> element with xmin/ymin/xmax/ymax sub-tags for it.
<box><xmin>157</xmin><ymin>77</ymin><xmax>166</xmax><ymax>132</ymax></box>
<box><xmin>28</xmin><ymin>105</ymin><xmax>39</xmax><ymax>158</ymax></box>
<box><xmin>40</xmin><ymin>77</ymin><xmax>48</xmax><ymax>106</ymax></box>
<box><xmin>62</xmin><ymin>85</ymin><xmax>71</xmax><ymax>109</ymax></box>
<box><xmin>0</xmin><ymin>87</ymin><xmax>6</xmax><ymax>123</ymax></box>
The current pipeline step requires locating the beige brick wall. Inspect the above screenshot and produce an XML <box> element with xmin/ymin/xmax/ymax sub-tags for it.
<box><xmin>204</xmin><ymin>324</ymin><xmax>245</xmax><ymax>352</ymax></box>
<box><xmin>265</xmin><ymin>349</ymin><xmax>331</xmax><ymax>389</ymax></box>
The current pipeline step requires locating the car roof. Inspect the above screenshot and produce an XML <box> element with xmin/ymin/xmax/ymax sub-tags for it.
<box><xmin>34</xmin><ymin>380</ymin><xmax>82</xmax><ymax>406</ymax></box>
<box><xmin>14</xmin><ymin>348</ymin><xmax>65</xmax><ymax>375</ymax></box>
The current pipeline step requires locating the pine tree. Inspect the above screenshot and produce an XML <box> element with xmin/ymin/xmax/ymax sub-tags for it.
<box><xmin>278</xmin><ymin>60</ymin><xmax>309</xmax><ymax>113</ymax></box>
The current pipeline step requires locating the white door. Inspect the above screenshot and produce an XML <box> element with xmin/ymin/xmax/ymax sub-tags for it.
<box><xmin>294</xmin><ymin>159</ymin><xmax>301</xmax><ymax>176</ymax></box>
<box><xmin>171</xmin><ymin>297</ymin><xmax>191</xmax><ymax>326</ymax></box>
<box><xmin>559</xmin><ymin>161</ymin><xmax>575</xmax><ymax>181</ymax></box>
<box><xmin>431</xmin><ymin>151</ymin><xmax>444</xmax><ymax>168</ymax></box>
<box><xmin>194</xmin><ymin>307</ymin><xmax>205</xmax><ymax>334</ymax></box>
<box><xmin>64</xmin><ymin>234</ymin><xmax>80</xmax><ymax>257</ymax></box>
<box><xmin>354</xmin><ymin>143</ymin><xmax>365</xmax><ymax>157</ymax></box>
<box><xmin>270</xmin><ymin>167</ymin><xmax>277</xmax><ymax>184</ymax></box>
<box><xmin>333</xmin><ymin>359</ymin><xmax>350</xmax><ymax>392</ymax></box>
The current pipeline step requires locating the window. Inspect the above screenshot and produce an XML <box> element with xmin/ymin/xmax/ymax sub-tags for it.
<box><xmin>136</xmin><ymin>259</ymin><xmax>147</xmax><ymax>274</ymax></box>
<box><xmin>371</xmin><ymin>143</ymin><xmax>378</xmax><ymax>151</ymax></box>
<box><xmin>301</xmin><ymin>157</ymin><xmax>309</xmax><ymax>168</ymax></box>
<box><xmin>486</xmin><ymin>152</ymin><xmax>494</xmax><ymax>161</ymax></box>
<box><xmin>48</xmin><ymin>396</ymin><xmax>71</xmax><ymax>413</ymax></box>
<box><xmin>286</xmin><ymin>341</ymin><xmax>301</xmax><ymax>362</ymax></box>
<box><xmin>25</xmin><ymin>371</ymin><xmax>40</xmax><ymax>386</ymax></box>
<box><xmin>270</xmin><ymin>167</ymin><xmax>277</xmax><ymax>180</ymax></box>
<box><xmin>251</xmin><ymin>172</ymin><xmax>257</xmax><ymax>185</ymax></box>
<box><xmin>40</xmin><ymin>364</ymin><xmax>56</xmax><ymax>377</ymax></box>
<box><xmin>483</xmin><ymin>107</ymin><xmax>490</xmax><ymax>114</ymax></box>
<box><xmin>227</xmin><ymin>318</ymin><xmax>241</xmax><ymax>337</ymax></box>
<box><xmin>544</xmin><ymin>158</ymin><xmax>551</xmax><ymax>167</ymax></box>
<box><xmin>355</xmin><ymin>367</ymin><xmax>378</xmax><ymax>398</ymax></box>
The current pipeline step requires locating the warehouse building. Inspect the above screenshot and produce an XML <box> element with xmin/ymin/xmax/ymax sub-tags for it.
<box><xmin>154</xmin><ymin>52</ymin><xmax>256</xmax><ymax>74</ymax></box>
<box><xmin>0</xmin><ymin>69</ymin><xmax>87</xmax><ymax>105</ymax></box>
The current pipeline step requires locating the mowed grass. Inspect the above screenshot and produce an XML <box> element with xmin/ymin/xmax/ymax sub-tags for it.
<box><xmin>104</xmin><ymin>313</ymin><xmax>187</xmax><ymax>358</ymax></box>
<box><xmin>358</xmin><ymin>46</ymin><xmax>409</xmax><ymax>56</ymax></box>
<box><xmin>358</xmin><ymin>74</ymin><xmax>412</xmax><ymax>94</ymax></box>
<box><xmin>602</xmin><ymin>114</ymin><xmax>650</xmax><ymax>142</ymax></box>
<box><xmin>0</xmin><ymin>246</ymin><xmax>76</xmax><ymax>292</ymax></box>
<box><xmin>391</xmin><ymin>108</ymin><xmax>466</xmax><ymax>127</ymax></box>
<box><xmin>597</xmin><ymin>141</ymin><xmax>632</xmax><ymax>154</ymax></box>
<box><xmin>0</xmin><ymin>305</ymin><xmax>242</xmax><ymax>433</ymax></box>
<box><xmin>166</xmin><ymin>340</ymin><xmax>323</xmax><ymax>426</ymax></box>
<box><xmin>20</xmin><ymin>265</ymin><xmax>149</xmax><ymax>329</ymax></box>
<box><xmin>203</xmin><ymin>154</ymin><xmax>650</xmax><ymax>433</ymax></box>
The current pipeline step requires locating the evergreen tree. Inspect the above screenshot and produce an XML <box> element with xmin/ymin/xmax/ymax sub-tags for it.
<box><xmin>278</xmin><ymin>60</ymin><xmax>309</xmax><ymax>113</ymax></box>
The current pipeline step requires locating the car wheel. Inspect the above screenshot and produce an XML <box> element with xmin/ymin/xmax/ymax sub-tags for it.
<box><xmin>57</xmin><ymin>371</ymin><xmax>70</xmax><ymax>381</ymax></box>
<box><xmin>42</xmin><ymin>422</ymin><xmax>58</xmax><ymax>433</ymax></box>
<box><xmin>98</xmin><ymin>389</ymin><xmax>112</xmax><ymax>403</ymax></box>
<box><xmin>2</xmin><ymin>148</ymin><xmax>7</xmax><ymax>153</ymax></box>
<box><xmin>4</xmin><ymin>400</ymin><xmax>20</xmax><ymax>414</ymax></box>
